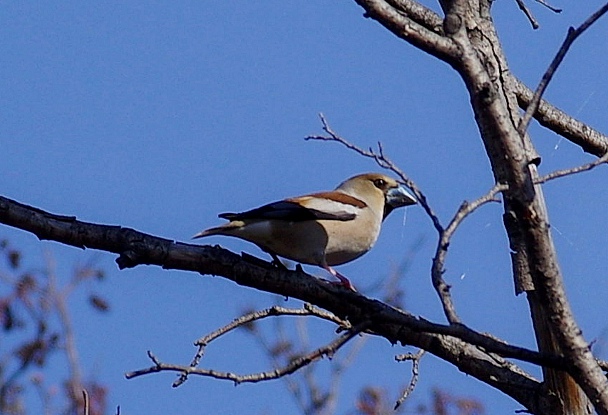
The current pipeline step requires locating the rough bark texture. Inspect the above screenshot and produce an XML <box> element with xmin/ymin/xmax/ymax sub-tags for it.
<box><xmin>441</xmin><ymin>2</ymin><xmax>589</xmax><ymax>411</ymax></box>
<box><xmin>356</xmin><ymin>0</ymin><xmax>608</xmax><ymax>413</ymax></box>
<box><xmin>0</xmin><ymin>195</ymin><xmax>549</xmax><ymax>411</ymax></box>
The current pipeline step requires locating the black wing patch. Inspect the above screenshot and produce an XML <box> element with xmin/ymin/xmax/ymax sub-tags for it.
<box><xmin>219</xmin><ymin>200</ymin><xmax>356</xmax><ymax>222</ymax></box>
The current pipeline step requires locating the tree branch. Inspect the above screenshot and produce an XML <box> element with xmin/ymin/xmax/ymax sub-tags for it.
<box><xmin>174</xmin><ymin>304</ymin><xmax>350</xmax><ymax>387</ymax></box>
<box><xmin>535</xmin><ymin>152</ymin><xmax>608</xmax><ymax>185</ymax></box>
<box><xmin>0</xmin><ymin>194</ymin><xmax>551</xmax><ymax>410</ymax></box>
<box><xmin>515</xmin><ymin>78</ymin><xmax>608</xmax><ymax>158</ymax></box>
<box><xmin>354</xmin><ymin>0</ymin><xmax>608</xmax><ymax>159</ymax></box>
<box><xmin>431</xmin><ymin>183</ymin><xmax>506</xmax><ymax>324</ymax></box>
<box><xmin>438</xmin><ymin>1</ymin><xmax>608</xmax><ymax>412</ymax></box>
<box><xmin>126</xmin><ymin>321</ymin><xmax>370</xmax><ymax>385</ymax></box>
<box><xmin>354</xmin><ymin>0</ymin><xmax>459</xmax><ymax>62</ymax></box>
<box><xmin>394</xmin><ymin>349</ymin><xmax>425</xmax><ymax>409</ymax></box>
<box><xmin>517</xmin><ymin>3</ymin><xmax>608</xmax><ymax>137</ymax></box>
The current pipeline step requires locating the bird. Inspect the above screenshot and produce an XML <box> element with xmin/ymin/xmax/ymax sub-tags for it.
<box><xmin>192</xmin><ymin>173</ymin><xmax>417</xmax><ymax>290</ymax></box>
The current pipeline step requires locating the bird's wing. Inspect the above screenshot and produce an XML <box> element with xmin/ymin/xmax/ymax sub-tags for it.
<box><xmin>218</xmin><ymin>191</ymin><xmax>366</xmax><ymax>222</ymax></box>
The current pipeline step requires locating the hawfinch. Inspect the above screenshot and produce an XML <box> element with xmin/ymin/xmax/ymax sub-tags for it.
<box><xmin>193</xmin><ymin>173</ymin><xmax>416</xmax><ymax>289</ymax></box>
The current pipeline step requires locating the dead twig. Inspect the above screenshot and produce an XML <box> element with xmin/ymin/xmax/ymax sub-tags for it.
<box><xmin>534</xmin><ymin>0</ymin><xmax>562</xmax><ymax>13</ymax></box>
<box><xmin>394</xmin><ymin>349</ymin><xmax>426</xmax><ymax>409</ymax></box>
<box><xmin>517</xmin><ymin>2</ymin><xmax>608</xmax><ymax>137</ymax></box>
<box><xmin>514</xmin><ymin>0</ymin><xmax>539</xmax><ymax>29</ymax></box>
<box><xmin>431</xmin><ymin>183</ymin><xmax>507</xmax><ymax>323</ymax></box>
<box><xmin>306</xmin><ymin>113</ymin><xmax>443</xmax><ymax>235</ymax></box>
<box><xmin>535</xmin><ymin>152</ymin><xmax>608</xmax><ymax>185</ymax></box>
<box><xmin>125</xmin><ymin>321</ymin><xmax>370</xmax><ymax>385</ymax></box>
<box><xmin>307</xmin><ymin>116</ymin><xmax>508</xmax><ymax>325</ymax></box>
<box><xmin>173</xmin><ymin>304</ymin><xmax>350</xmax><ymax>387</ymax></box>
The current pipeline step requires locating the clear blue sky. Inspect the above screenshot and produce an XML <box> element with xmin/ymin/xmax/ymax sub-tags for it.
<box><xmin>1</xmin><ymin>1</ymin><xmax>607</xmax><ymax>413</ymax></box>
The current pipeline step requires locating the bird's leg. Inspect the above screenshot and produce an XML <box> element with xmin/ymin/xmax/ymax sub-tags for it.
<box><xmin>323</xmin><ymin>265</ymin><xmax>356</xmax><ymax>292</ymax></box>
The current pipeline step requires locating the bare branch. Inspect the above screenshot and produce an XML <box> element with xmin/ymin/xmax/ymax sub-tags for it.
<box><xmin>82</xmin><ymin>390</ymin><xmax>89</xmax><ymax>415</ymax></box>
<box><xmin>517</xmin><ymin>2</ymin><xmax>608</xmax><ymax>137</ymax></box>
<box><xmin>306</xmin><ymin>113</ymin><xmax>443</xmax><ymax>234</ymax></box>
<box><xmin>126</xmin><ymin>322</ymin><xmax>370</xmax><ymax>385</ymax></box>
<box><xmin>534</xmin><ymin>0</ymin><xmax>562</xmax><ymax>13</ymax></box>
<box><xmin>394</xmin><ymin>349</ymin><xmax>425</xmax><ymax>409</ymax></box>
<box><xmin>355</xmin><ymin>0</ymin><xmax>608</xmax><ymax>159</ymax></box>
<box><xmin>431</xmin><ymin>183</ymin><xmax>507</xmax><ymax>323</ymax></box>
<box><xmin>535</xmin><ymin>152</ymin><xmax>608</xmax><ymax>185</ymax></box>
<box><xmin>354</xmin><ymin>0</ymin><xmax>459</xmax><ymax>62</ymax></box>
<box><xmin>515</xmin><ymin>78</ymin><xmax>608</xmax><ymax>157</ymax></box>
<box><xmin>514</xmin><ymin>0</ymin><xmax>540</xmax><ymax>29</ymax></box>
<box><xmin>0</xmin><ymin>194</ymin><xmax>576</xmax><ymax>410</ymax></box>
<box><xmin>308</xmin><ymin>116</ymin><xmax>511</xmax><ymax>325</ymax></box>
<box><xmin>0</xmin><ymin>193</ymin><xmax>565</xmax><ymax>375</ymax></box>
<box><xmin>174</xmin><ymin>304</ymin><xmax>350</xmax><ymax>387</ymax></box>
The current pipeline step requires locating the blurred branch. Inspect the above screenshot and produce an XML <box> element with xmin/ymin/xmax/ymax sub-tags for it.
<box><xmin>245</xmin><ymin>302</ymin><xmax>370</xmax><ymax>415</ymax></box>
<box><xmin>0</xmin><ymin>240</ymin><xmax>108</xmax><ymax>415</ymax></box>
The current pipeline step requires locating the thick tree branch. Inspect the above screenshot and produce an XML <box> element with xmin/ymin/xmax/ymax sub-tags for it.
<box><xmin>0</xmin><ymin>195</ymin><xmax>557</xmax><ymax>411</ymax></box>
<box><xmin>354</xmin><ymin>0</ymin><xmax>459</xmax><ymax>62</ymax></box>
<box><xmin>354</xmin><ymin>0</ymin><xmax>608</xmax><ymax>158</ymax></box>
<box><xmin>437</xmin><ymin>1</ymin><xmax>607</xmax><ymax>413</ymax></box>
<box><xmin>515</xmin><ymin>78</ymin><xmax>608</xmax><ymax>157</ymax></box>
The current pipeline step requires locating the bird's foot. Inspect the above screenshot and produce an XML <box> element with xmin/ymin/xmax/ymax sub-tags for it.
<box><xmin>323</xmin><ymin>266</ymin><xmax>357</xmax><ymax>292</ymax></box>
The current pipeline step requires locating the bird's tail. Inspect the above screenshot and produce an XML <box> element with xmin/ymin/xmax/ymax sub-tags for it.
<box><xmin>192</xmin><ymin>222</ymin><xmax>244</xmax><ymax>239</ymax></box>
<box><xmin>192</xmin><ymin>228</ymin><xmax>216</xmax><ymax>239</ymax></box>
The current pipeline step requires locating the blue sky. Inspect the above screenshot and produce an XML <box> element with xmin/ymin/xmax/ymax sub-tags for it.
<box><xmin>1</xmin><ymin>1</ymin><xmax>607</xmax><ymax>413</ymax></box>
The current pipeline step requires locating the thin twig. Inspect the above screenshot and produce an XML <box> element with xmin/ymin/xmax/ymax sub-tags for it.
<box><xmin>535</xmin><ymin>152</ymin><xmax>608</xmax><ymax>185</ymax></box>
<box><xmin>173</xmin><ymin>304</ymin><xmax>349</xmax><ymax>387</ymax></box>
<box><xmin>514</xmin><ymin>0</ymin><xmax>539</xmax><ymax>29</ymax></box>
<box><xmin>126</xmin><ymin>322</ymin><xmax>370</xmax><ymax>385</ymax></box>
<box><xmin>306</xmin><ymin>113</ymin><xmax>443</xmax><ymax>234</ymax></box>
<box><xmin>394</xmin><ymin>349</ymin><xmax>426</xmax><ymax>409</ymax></box>
<box><xmin>307</xmin><ymin>116</ymin><xmax>510</xmax><ymax>325</ymax></box>
<box><xmin>534</xmin><ymin>0</ymin><xmax>562</xmax><ymax>13</ymax></box>
<box><xmin>431</xmin><ymin>183</ymin><xmax>507</xmax><ymax>323</ymax></box>
<box><xmin>517</xmin><ymin>2</ymin><xmax>608</xmax><ymax>136</ymax></box>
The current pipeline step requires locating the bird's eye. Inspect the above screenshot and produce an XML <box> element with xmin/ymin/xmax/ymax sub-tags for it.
<box><xmin>373</xmin><ymin>178</ymin><xmax>386</xmax><ymax>188</ymax></box>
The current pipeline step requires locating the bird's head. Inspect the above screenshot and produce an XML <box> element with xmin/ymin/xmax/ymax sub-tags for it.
<box><xmin>336</xmin><ymin>173</ymin><xmax>417</xmax><ymax>219</ymax></box>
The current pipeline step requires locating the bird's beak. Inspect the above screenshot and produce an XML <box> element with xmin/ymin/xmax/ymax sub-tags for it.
<box><xmin>387</xmin><ymin>185</ymin><xmax>417</xmax><ymax>208</ymax></box>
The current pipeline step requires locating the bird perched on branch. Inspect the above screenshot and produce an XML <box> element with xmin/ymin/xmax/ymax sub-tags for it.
<box><xmin>193</xmin><ymin>173</ymin><xmax>417</xmax><ymax>290</ymax></box>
